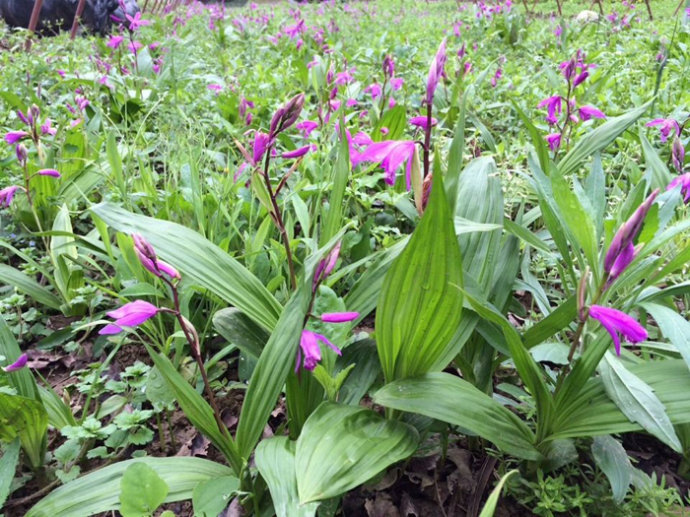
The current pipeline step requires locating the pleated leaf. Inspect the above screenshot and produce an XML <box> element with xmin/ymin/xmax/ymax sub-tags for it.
<box><xmin>557</xmin><ymin>102</ymin><xmax>650</xmax><ymax>177</ymax></box>
<box><xmin>295</xmin><ymin>402</ymin><xmax>418</xmax><ymax>503</ymax></box>
<box><xmin>0</xmin><ymin>393</ymin><xmax>47</xmax><ymax>469</ymax></box>
<box><xmin>374</xmin><ymin>373</ymin><xmax>541</xmax><ymax>460</ymax></box>
<box><xmin>0</xmin><ymin>264</ymin><xmax>61</xmax><ymax>310</ymax></box>
<box><xmin>212</xmin><ymin>307</ymin><xmax>270</xmax><ymax>359</ymax></box>
<box><xmin>91</xmin><ymin>203</ymin><xmax>281</xmax><ymax>331</ymax></box>
<box><xmin>641</xmin><ymin>302</ymin><xmax>690</xmax><ymax>372</ymax></box>
<box><xmin>640</xmin><ymin>133</ymin><xmax>672</xmax><ymax>190</ymax></box>
<box><xmin>27</xmin><ymin>457</ymin><xmax>235</xmax><ymax>517</ymax></box>
<box><xmin>599</xmin><ymin>353</ymin><xmax>681</xmax><ymax>452</ymax></box>
<box><xmin>143</xmin><ymin>345</ymin><xmax>241</xmax><ymax>472</ymax></box>
<box><xmin>376</xmin><ymin>172</ymin><xmax>464</xmax><ymax>381</ymax></box>
<box><xmin>255</xmin><ymin>437</ymin><xmax>319</xmax><ymax>517</ymax></box>
<box><xmin>591</xmin><ymin>435</ymin><xmax>633</xmax><ymax>503</ymax></box>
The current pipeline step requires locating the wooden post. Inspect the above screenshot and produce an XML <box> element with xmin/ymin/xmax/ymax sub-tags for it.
<box><xmin>70</xmin><ymin>0</ymin><xmax>87</xmax><ymax>39</ymax></box>
<box><xmin>27</xmin><ymin>0</ymin><xmax>44</xmax><ymax>32</ymax></box>
<box><xmin>643</xmin><ymin>0</ymin><xmax>653</xmax><ymax>20</ymax></box>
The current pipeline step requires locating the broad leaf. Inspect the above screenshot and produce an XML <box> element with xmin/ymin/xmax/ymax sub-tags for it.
<box><xmin>27</xmin><ymin>457</ymin><xmax>235</xmax><ymax>517</ymax></box>
<box><xmin>191</xmin><ymin>476</ymin><xmax>239</xmax><ymax>517</ymax></box>
<box><xmin>119</xmin><ymin>463</ymin><xmax>169</xmax><ymax>517</ymax></box>
<box><xmin>295</xmin><ymin>402</ymin><xmax>418</xmax><ymax>503</ymax></box>
<box><xmin>640</xmin><ymin>133</ymin><xmax>672</xmax><ymax>190</ymax></box>
<box><xmin>212</xmin><ymin>307</ymin><xmax>269</xmax><ymax>359</ymax></box>
<box><xmin>374</xmin><ymin>373</ymin><xmax>541</xmax><ymax>460</ymax></box>
<box><xmin>0</xmin><ymin>439</ymin><xmax>21</xmax><ymax>508</ymax></box>
<box><xmin>320</xmin><ymin>119</ymin><xmax>352</xmax><ymax>245</ymax></box>
<box><xmin>599</xmin><ymin>353</ymin><xmax>681</xmax><ymax>452</ymax></box>
<box><xmin>641</xmin><ymin>302</ymin><xmax>690</xmax><ymax>372</ymax></box>
<box><xmin>0</xmin><ymin>393</ymin><xmax>47</xmax><ymax>469</ymax></box>
<box><xmin>376</xmin><ymin>172</ymin><xmax>464</xmax><ymax>381</ymax></box>
<box><xmin>255</xmin><ymin>437</ymin><xmax>319</xmax><ymax>517</ymax></box>
<box><xmin>591</xmin><ymin>435</ymin><xmax>633</xmax><ymax>503</ymax></box>
<box><xmin>91</xmin><ymin>203</ymin><xmax>281</xmax><ymax>331</ymax></box>
<box><xmin>0</xmin><ymin>264</ymin><xmax>61</xmax><ymax>310</ymax></box>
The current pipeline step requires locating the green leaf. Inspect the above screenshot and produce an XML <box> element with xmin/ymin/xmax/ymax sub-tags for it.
<box><xmin>523</xmin><ymin>296</ymin><xmax>577</xmax><ymax>349</ymax></box>
<box><xmin>0</xmin><ymin>264</ymin><xmax>61</xmax><ymax>310</ymax></box>
<box><xmin>212</xmin><ymin>308</ymin><xmax>269</xmax><ymax>359</ymax></box>
<box><xmin>479</xmin><ymin>470</ymin><xmax>518</xmax><ymax>517</ymax></box>
<box><xmin>0</xmin><ymin>392</ymin><xmax>47</xmax><ymax>469</ymax></box>
<box><xmin>143</xmin><ymin>345</ymin><xmax>241</xmax><ymax>472</ymax></box>
<box><xmin>27</xmin><ymin>457</ymin><xmax>235</xmax><ymax>517</ymax></box>
<box><xmin>550</xmin><ymin>169</ymin><xmax>599</xmax><ymax>272</ymax></box>
<box><xmin>321</xmin><ymin>120</ymin><xmax>351</xmax><ymax>245</ymax></box>
<box><xmin>295</xmin><ymin>402</ymin><xmax>418</xmax><ymax>503</ymax></box>
<box><xmin>599</xmin><ymin>353</ymin><xmax>681</xmax><ymax>452</ymax></box>
<box><xmin>119</xmin><ymin>463</ymin><xmax>169</xmax><ymax>517</ymax></box>
<box><xmin>191</xmin><ymin>476</ymin><xmax>239</xmax><ymax>517</ymax></box>
<box><xmin>255</xmin><ymin>437</ymin><xmax>319</xmax><ymax>517</ymax></box>
<box><xmin>0</xmin><ymin>439</ymin><xmax>21</xmax><ymax>508</ymax></box>
<box><xmin>513</xmin><ymin>103</ymin><xmax>550</xmax><ymax>174</ymax></box>
<box><xmin>445</xmin><ymin>87</ymin><xmax>470</xmax><ymax>212</ymax></box>
<box><xmin>591</xmin><ymin>435</ymin><xmax>633</xmax><ymax>503</ymax></box>
<box><xmin>376</xmin><ymin>172</ymin><xmax>464</xmax><ymax>380</ymax></box>
<box><xmin>557</xmin><ymin>102</ymin><xmax>651</xmax><ymax>177</ymax></box>
<box><xmin>640</xmin><ymin>133</ymin><xmax>672</xmax><ymax>190</ymax></box>
<box><xmin>373</xmin><ymin>373</ymin><xmax>541</xmax><ymax>460</ymax></box>
<box><xmin>0</xmin><ymin>314</ymin><xmax>40</xmax><ymax>401</ymax></box>
<box><xmin>641</xmin><ymin>302</ymin><xmax>690</xmax><ymax>372</ymax></box>
<box><xmin>38</xmin><ymin>385</ymin><xmax>77</xmax><ymax>430</ymax></box>
<box><xmin>91</xmin><ymin>203</ymin><xmax>281</xmax><ymax>331</ymax></box>
<box><xmin>236</xmin><ymin>278</ymin><xmax>310</xmax><ymax>459</ymax></box>
<box><xmin>503</xmin><ymin>217</ymin><xmax>552</xmax><ymax>254</ymax></box>
<box><xmin>373</xmin><ymin>105</ymin><xmax>407</xmax><ymax>142</ymax></box>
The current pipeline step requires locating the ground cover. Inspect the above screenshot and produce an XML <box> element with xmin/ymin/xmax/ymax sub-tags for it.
<box><xmin>1</xmin><ymin>0</ymin><xmax>690</xmax><ymax>515</ymax></box>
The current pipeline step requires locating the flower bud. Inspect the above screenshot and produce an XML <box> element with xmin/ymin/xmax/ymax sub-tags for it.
<box><xmin>15</xmin><ymin>144</ymin><xmax>28</xmax><ymax>166</ymax></box>
<box><xmin>672</xmin><ymin>137</ymin><xmax>685</xmax><ymax>172</ymax></box>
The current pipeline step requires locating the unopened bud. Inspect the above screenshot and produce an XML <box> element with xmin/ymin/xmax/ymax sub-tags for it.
<box><xmin>672</xmin><ymin>137</ymin><xmax>685</xmax><ymax>173</ymax></box>
<box><xmin>15</xmin><ymin>144</ymin><xmax>28</xmax><ymax>166</ymax></box>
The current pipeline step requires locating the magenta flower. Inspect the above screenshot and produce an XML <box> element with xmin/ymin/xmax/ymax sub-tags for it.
<box><xmin>128</xmin><ymin>41</ymin><xmax>143</xmax><ymax>54</ymax></box>
<box><xmin>99</xmin><ymin>300</ymin><xmax>160</xmax><ymax>335</ymax></box>
<box><xmin>646</xmin><ymin>118</ymin><xmax>681</xmax><ymax>143</ymax></box>
<box><xmin>355</xmin><ymin>139</ymin><xmax>417</xmax><ymax>188</ymax></box>
<box><xmin>37</xmin><ymin>169</ymin><xmax>61</xmax><ymax>178</ymax></box>
<box><xmin>426</xmin><ymin>39</ymin><xmax>447</xmax><ymax>105</ymax></box>
<box><xmin>578</xmin><ymin>105</ymin><xmax>606</xmax><ymax>121</ymax></box>
<box><xmin>667</xmin><ymin>173</ymin><xmax>690</xmax><ymax>203</ymax></box>
<box><xmin>320</xmin><ymin>312</ymin><xmax>359</xmax><ymax>323</ymax></box>
<box><xmin>364</xmin><ymin>83</ymin><xmax>382</xmax><ymax>100</ymax></box>
<box><xmin>409</xmin><ymin>116</ymin><xmax>438</xmax><ymax>129</ymax></box>
<box><xmin>538</xmin><ymin>95</ymin><xmax>562</xmax><ymax>125</ymax></box>
<box><xmin>546</xmin><ymin>133</ymin><xmax>561</xmax><ymax>151</ymax></box>
<box><xmin>107</xmin><ymin>35</ymin><xmax>124</xmax><ymax>49</ymax></box>
<box><xmin>0</xmin><ymin>186</ymin><xmax>20</xmax><ymax>208</ymax></box>
<box><xmin>40</xmin><ymin>119</ymin><xmax>57</xmax><ymax>136</ymax></box>
<box><xmin>296</xmin><ymin>120</ymin><xmax>318</xmax><ymax>137</ymax></box>
<box><xmin>4</xmin><ymin>131</ymin><xmax>29</xmax><ymax>145</ymax></box>
<box><xmin>672</xmin><ymin>137</ymin><xmax>685</xmax><ymax>172</ymax></box>
<box><xmin>588</xmin><ymin>305</ymin><xmax>647</xmax><ymax>355</ymax></box>
<box><xmin>252</xmin><ymin>131</ymin><xmax>270</xmax><ymax>164</ymax></box>
<box><xmin>126</xmin><ymin>11</ymin><xmax>151</xmax><ymax>30</ymax></box>
<box><xmin>390</xmin><ymin>77</ymin><xmax>404</xmax><ymax>91</ymax></box>
<box><xmin>207</xmin><ymin>83</ymin><xmax>223</xmax><ymax>93</ymax></box>
<box><xmin>282</xmin><ymin>144</ymin><xmax>315</xmax><ymax>159</ymax></box>
<box><xmin>2</xmin><ymin>353</ymin><xmax>28</xmax><ymax>373</ymax></box>
<box><xmin>604</xmin><ymin>189</ymin><xmax>659</xmax><ymax>281</ymax></box>
<box><xmin>295</xmin><ymin>329</ymin><xmax>341</xmax><ymax>372</ymax></box>
<box><xmin>346</xmin><ymin>98</ymin><xmax>358</xmax><ymax>108</ymax></box>
<box><xmin>572</xmin><ymin>71</ymin><xmax>589</xmax><ymax>87</ymax></box>
<box><xmin>313</xmin><ymin>241</ymin><xmax>341</xmax><ymax>290</ymax></box>
<box><xmin>133</xmin><ymin>234</ymin><xmax>180</xmax><ymax>280</ymax></box>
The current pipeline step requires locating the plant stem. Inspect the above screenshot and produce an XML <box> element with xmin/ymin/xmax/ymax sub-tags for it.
<box><xmin>423</xmin><ymin>102</ymin><xmax>433</xmax><ymax>177</ymax></box>
<box><xmin>262</xmin><ymin>149</ymin><xmax>297</xmax><ymax>290</ymax></box>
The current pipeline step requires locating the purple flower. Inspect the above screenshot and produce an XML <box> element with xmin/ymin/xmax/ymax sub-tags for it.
<box><xmin>355</xmin><ymin>139</ymin><xmax>417</xmax><ymax>188</ymax></box>
<box><xmin>382</xmin><ymin>54</ymin><xmax>395</xmax><ymax>78</ymax></box>
<box><xmin>604</xmin><ymin>189</ymin><xmax>659</xmax><ymax>281</ymax></box>
<box><xmin>2</xmin><ymin>353</ymin><xmax>28</xmax><ymax>372</ymax></box>
<box><xmin>252</xmin><ymin>131</ymin><xmax>270</xmax><ymax>164</ymax></box>
<box><xmin>320</xmin><ymin>312</ymin><xmax>359</xmax><ymax>323</ymax></box>
<box><xmin>4</xmin><ymin>131</ymin><xmax>29</xmax><ymax>145</ymax></box>
<box><xmin>296</xmin><ymin>120</ymin><xmax>318</xmax><ymax>137</ymax></box>
<box><xmin>295</xmin><ymin>329</ymin><xmax>341</xmax><ymax>372</ymax></box>
<box><xmin>126</xmin><ymin>11</ymin><xmax>151</xmax><ymax>31</ymax></box>
<box><xmin>37</xmin><ymin>169</ymin><xmax>61</xmax><ymax>178</ymax></box>
<box><xmin>128</xmin><ymin>40</ymin><xmax>142</xmax><ymax>54</ymax></box>
<box><xmin>578</xmin><ymin>105</ymin><xmax>606</xmax><ymax>121</ymax></box>
<box><xmin>390</xmin><ymin>77</ymin><xmax>404</xmax><ymax>91</ymax></box>
<box><xmin>99</xmin><ymin>300</ymin><xmax>160</xmax><ymax>335</ymax></box>
<box><xmin>538</xmin><ymin>95</ymin><xmax>562</xmax><ymax>125</ymax></box>
<box><xmin>207</xmin><ymin>83</ymin><xmax>223</xmax><ymax>93</ymax></box>
<box><xmin>646</xmin><ymin>118</ymin><xmax>681</xmax><ymax>143</ymax></box>
<box><xmin>346</xmin><ymin>98</ymin><xmax>358</xmax><ymax>108</ymax></box>
<box><xmin>281</xmin><ymin>144</ymin><xmax>315</xmax><ymax>159</ymax></box>
<box><xmin>667</xmin><ymin>173</ymin><xmax>690</xmax><ymax>203</ymax></box>
<box><xmin>313</xmin><ymin>241</ymin><xmax>341</xmax><ymax>290</ymax></box>
<box><xmin>426</xmin><ymin>39</ymin><xmax>447</xmax><ymax>105</ymax></box>
<box><xmin>588</xmin><ymin>305</ymin><xmax>647</xmax><ymax>355</ymax></box>
<box><xmin>107</xmin><ymin>35</ymin><xmax>124</xmax><ymax>49</ymax></box>
<box><xmin>672</xmin><ymin>137</ymin><xmax>685</xmax><ymax>173</ymax></box>
<box><xmin>0</xmin><ymin>186</ymin><xmax>20</xmax><ymax>208</ymax></box>
<box><xmin>546</xmin><ymin>133</ymin><xmax>561</xmax><ymax>151</ymax></box>
<box><xmin>572</xmin><ymin>71</ymin><xmax>589</xmax><ymax>87</ymax></box>
<box><xmin>133</xmin><ymin>234</ymin><xmax>180</xmax><ymax>279</ymax></box>
<box><xmin>409</xmin><ymin>116</ymin><xmax>438</xmax><ymax>130</ymax></box>
<box><xmin>41</xmin><ymin>119</ymin><xmax>57</xmax><ymax>136</ymax></box>
<box><xmin>553</xmin><ymin>24</ymin><xmax>562</xmax><ymax>38</ymax></box>
<box><xmin>364</xmin><ymin>83</ymin><xmax>382</xmax><ymax>100</ymax></box>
